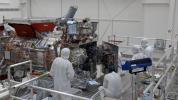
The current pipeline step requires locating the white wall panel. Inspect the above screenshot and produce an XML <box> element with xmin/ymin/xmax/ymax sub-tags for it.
<box><xmin>0</xmin><ymin>0</ymin><xmax>20</xmax><ymax>9</ymax></box>
<box><xmin>143</xmin><ymin>4</ymin><xmax>169</xmax><ymax>39</ymax></box>
<box><xmin>31</xmin><ymin>0</ymin><xmax>61</xmax><ymax>18</ymax></box>
<box><xmin>0</xmin><ymin>11</ymin><xmax>21</xmax><ymax>23</ymax></box>
<box><xmin>114</xmin><ymin>21</ymin><xmax>143</xmax><ymax>37</ymax></box>
<box><xmin>0</xmin><ymin>0</ymin><xmax>21</xmax><ymax>23</ymax></box>
<box><xmin>0</xmin><ymin>0</ymin><xmax>9</xmax><ymax>4</ymax></box>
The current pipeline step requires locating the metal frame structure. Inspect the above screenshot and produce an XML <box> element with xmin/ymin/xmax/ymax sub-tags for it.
<box><xmin>4</xmin><ymin>35</ymin><xmax>178</xmax><ymax>100</ymax></box>
<box><xmin>7</xmin><ymin>60</ymin><xmax>101</xmax><ymax>100</ymax></box>
<box><xmin>106</xmin><ymin>35</ymin><xmax>178</xmax><ymax>100</ymax></box>
<box><xmin>107</xmin><ymin>35</ymin><xmax>178</xmax><ymax>50</ymax></box>
<box><xmin>8</xmin><ymin>60</ymin><xmax>33</xmax><ymax>100</ymax></box>
<box><xmin>142</xmin><ymin>46</ymin><xmax>178</xmax><ymax>100</ymax></box>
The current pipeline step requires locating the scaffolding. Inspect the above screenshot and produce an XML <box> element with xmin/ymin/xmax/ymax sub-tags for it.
<box><xmin>142</xmin><ymin>46</ymin><xmax>178</xmax><ymax>100</ymax></box>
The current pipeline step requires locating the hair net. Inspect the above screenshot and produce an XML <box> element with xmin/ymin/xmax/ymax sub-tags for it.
<box><xmin>61</xmin><ymin>48</ymin><xmax>70</xmax><ymax>59</ymax></box>
<box><xmin>141</xmin><ymin>38</ymin><xmax>148</xmax><ymax>49</ymax></box>
<box><xmin>132</xmin><ymin>45</ymin><xmax>141</xmax><ymax>54</ymax></box>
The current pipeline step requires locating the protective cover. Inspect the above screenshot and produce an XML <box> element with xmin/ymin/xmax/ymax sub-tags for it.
<box><xmin>32</xmin><ymin>23</ymin><xmax>55</xmax><ymax>33</ymax></box>
<box><xmin>9</xmin><ymin>23</ymin><xmax>36</xmax><ymax>37</ymax></box>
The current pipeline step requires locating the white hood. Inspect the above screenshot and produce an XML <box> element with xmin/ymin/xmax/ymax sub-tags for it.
<box><xmin>61</xmin><ymin>48</ymin><xmax>70</xmax><ymax>59</ymax></box>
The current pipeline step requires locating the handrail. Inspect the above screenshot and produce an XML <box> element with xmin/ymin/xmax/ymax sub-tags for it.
<box><xmin>8</xmin><ymin>60</ymin><xmax>33</xmax><ymax>100</ymax></box>
<box><xmin>153</xmin><ymin>55</ymin><xmax>177</xmax><ymax>93</ymax></box>
<box><xmin>154</xmin><ymin>47</ymin><xmax>173</xmax><ymax>68</ymax></box>
<box><xmin>12</xmin><ymin>72</ymin><xmax>49</xmax><ymax>88</ymax></box>
<box><xmin>143</xmin><ymin>82</ymin><xmax>154</xmax><ymax>94</ymax></box>
<box><xmin>9</xmin><ymin>60</ymin><xmax>31</xmax><ymax>68</ymax></box>
<box><xmin>142</xmin><ymin>47</ymin><xmax>175</xmax><ymax>99</ymax></box>
<box><xmin>165</xmin><ymin>63</ymin><xmax>177</xmax><ymax>91</ymax></box>
<box><xmin>10</xmin><ymin>73</ymin><xmax>91</xmax><ymax>100</ymax></box>
<box><xmin>7</xmin><ymin>61</ymin><xmax>95</xmax><ymax>100</ymax></box>
<box><xmin>10</xmin><ymin>95</ymin><xmax>26</xmax><ymax>100</ymax></box>
<box><xmin>91</xmin><ymin>89</ymin><xmax>103</xmax><ymax>99</ymax></box>
<box><xmin>8</xmin><ymin>61</ymin><xmax>91</xmax><ymax>100</ymax></box>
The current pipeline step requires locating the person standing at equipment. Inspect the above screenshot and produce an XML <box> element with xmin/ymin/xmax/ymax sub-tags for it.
<box><xmin>50</xmin><ymin>48</ymin><xmax>75</xmax><ymax>100</ymax></box>
<box><xmin>132</xmin><ymin>45</ymin><xmax>147</xmax><ymax>60</ymax></box>
<box><xmin>140</xmin><ymin>38</ymin><xmax>154</xmax><ymax>58</ymax></box>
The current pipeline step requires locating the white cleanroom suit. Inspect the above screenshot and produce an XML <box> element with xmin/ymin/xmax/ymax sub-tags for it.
<box><xmin>132</xmin><ymin>45</ymin><xmax>146</xmax><ymax>60</ymax></box>
<box><xmin>50</xmin><ymin>48</ymin><xmax>75</xmax><ymax>100</ymax></box>
<box><xmin>99</xmin><ymin>72</ymin><xmax>123</xmax><ymax>99</ymax></box>
<box><xmin>140</xmin><ymin>38</ymin><xmax>154</xmax><ymax>58</ymax></box>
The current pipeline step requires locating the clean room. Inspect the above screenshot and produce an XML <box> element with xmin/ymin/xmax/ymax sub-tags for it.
<box><xmin>0</xmin><ymin>0</ymin><xmax>178</xmax><ymax>100</ymax></box>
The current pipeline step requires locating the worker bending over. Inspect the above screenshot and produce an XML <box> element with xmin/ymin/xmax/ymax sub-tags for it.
<box><xmin>99</xmin><ymin>70</ymin><xmax>123</xmax><ymax>100</ymax></box>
